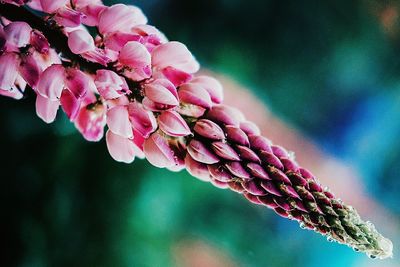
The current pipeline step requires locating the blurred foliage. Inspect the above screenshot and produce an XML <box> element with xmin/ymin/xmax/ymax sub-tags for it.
<box><xmin>1</xmin><ymin>0</ymin><xmax>400</xmax><ymax>267</ymax></box>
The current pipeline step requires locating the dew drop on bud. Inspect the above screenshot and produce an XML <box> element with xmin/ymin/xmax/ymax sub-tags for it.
<box><xmin>368</xmin><ymin>254</ymin><xmax>377</xmax><ymax>259</ymax></box>
<box><xmin>353</xmin><ymin>247</ymin><xmax>359</xmax><ymax>252</ymax></box>
<box><xmin>327</xmin><ymin>236</ymin><xmax>334</xmax><ymax>242</ymax></box>
<box><xmin>299</xmin><ymin>222</ymin><xmax>306</xmax><ymax>229</ymax></box>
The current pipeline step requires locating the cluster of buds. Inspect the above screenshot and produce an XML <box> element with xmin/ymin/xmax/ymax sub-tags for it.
<box><xmin>0</xmin><ymin>0</ymin><xmax>393</xmax><ymax>259</ymax></box>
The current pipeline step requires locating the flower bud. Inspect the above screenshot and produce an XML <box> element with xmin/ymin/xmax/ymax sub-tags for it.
<box><xmin>211</xmin><ymin>141</ymin><xmax>240</xmax><ymax>161</ymax></box>
<box><xmin>143</xmin><ymin>132</ymin><xmax>176</xmax><ymax>168</ymax></box>
<box><xmin>190</xmin><ymin>76</ymin><xmax>223</xmax><ymax>104</ymax></box>
<box><xmin>178</xmin><ymin>83</ymin><xmax>212</xmax><ymax>109</ymax></box>
<box><xmin>158</xmin><ymin>110</ymin><xmax>191</xmax><ymax>137</ymax></box>
<box><xmin>187</xmin><ymin>139</ymin><xmax>219</xmax><ymax>164</ymax></box>
<box><xmin>193</xmin><ymin>119</ymin><xmax>225</xmax><ymax>140</ymax></box>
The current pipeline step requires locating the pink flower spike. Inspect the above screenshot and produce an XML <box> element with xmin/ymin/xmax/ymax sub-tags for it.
<box><xmin>178</xmin><ymin>83</ymin><xmax>212</xmax><ymax>109</ymax></box>
<box><xmin>98</xmin><ymin>4</ymin><xmax>148</xmax><ymax>35</ymax></box>
<box><xmin>0</xmin><ymin>53</ymin><xmax>19</xmax><ymax>91</ymax></box>
<box><xmin>40</xmin><ymin>0</ymin><xmax>68</xmax><ymax>13</ymax></box>
<box><xmin>106</xmin><ymin>105</ymin><xmax>133</xmax><ymax>138</ymax></box>
<box><xmin>143</xmin><ymin>132</ymin><xmax>176</xmax><ymax>168</ymax></box>
<box><xmin>37</xmin><ymin>64</ymin><xmax>65</xmax><ymax>100</ymax></box>
<box><xmin>158</xmin><ymin>110</ymin><xmax>191</xmax><ymax>137</ymax></box>
<box><xmin>35</xmin><ymin>94</ymin><xmax>60</xmax><ymax>123</ymax></box>
<box><xmin>190</xmin><ymin>76</ymin><xmax>224</xmax><ymax>104</ymax></box>
<box><xmin>65</xmin><ymin>68</ymin><xmax>95</xmax><ymax>99</ymax></box>
<box><xmin>60</xmin><ymin>89</ymin><xmax>80</xmax><ymax>121</ymax></box>
<box><xmin>128</xmin><ymin>102</ymin><xmax>157</xmax><ymax>138</ymax></box>
<box><xmin>119</xmin><ymin>41</ymin><xmax>152</xmax><ymax>81</ymax></box>
<box><xmin>144</xmin><ymin>78</ymin><xmax>179</xmax><ymax>106</ymax></box>
<box><xmin>75</xmin><ymin>100</ymin><xmax>106</xmax><ymax>142</ymax></box>
<box><xmin>4</xmin><ymin>22</ymin><xmax>32</xmax><ymax>50</ymax></box>
<box><xmin>68</xmin><ymin>29</ymin><xmax>95</xmax><ymax>54</ymax></box>
<box><xmin>152</xmin><ymin>41</ymin><xmax>200</xmax><ymax>74</ymax></box>
<box><xmin>95</xmin><ymin>70</ymin><xmax>129</xmax><ymax>99</ymax></box>
<box><xmin>106</xmin><ymin>130</ymin><xmax>135</xmax><ymax>163</ymax></box>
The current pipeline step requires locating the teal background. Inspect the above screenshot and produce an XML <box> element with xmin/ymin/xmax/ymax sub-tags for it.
<box><xmin>1</xmin><ymin>0</ymin><xmax>400</xmax><ymax>266</ymax></box>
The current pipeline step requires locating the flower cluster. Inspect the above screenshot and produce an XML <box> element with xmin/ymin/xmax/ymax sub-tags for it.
<box><xmin>0</xmin><ymin>0</ymin><xmax>393</xmax><ymax>259</ymax></box>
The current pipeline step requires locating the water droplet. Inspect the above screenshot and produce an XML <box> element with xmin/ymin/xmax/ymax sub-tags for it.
<box><xmin>324</xmin><ymin>186</ymin><xmax>329</xmax><ymax>192</ymax></box>
<box><xmin>368</xmin><ymin>254</ymin><xmax>377</xmax><ymax>259</ymax></box>
<box><xmin>326</xmin><ymin>236</ymin><xmax>334</xmax><ymax>242</ymax></box>
<box><xmin>288</xmin><ymin>214</ymin><xmax>293</xmax><ymax>220</ymax></box>
<box><xmin>299</xmin><ymin>222</ymin><xmax>306</xmax><ymax>229</ymax></box>
<box><xmin>353</xmin><ymin>247</ymin><xmax>359</xmax><ymax>252</ymax></box>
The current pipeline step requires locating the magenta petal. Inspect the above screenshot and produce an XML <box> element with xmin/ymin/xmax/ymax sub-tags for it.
<box><xmin>106</xmin><ymin>105</ymin><xmax>133</xmax><ymax>138</ymax></box>
<box><xmin>225</xmin><ymin>125</ymin><xmax>250</xmax><ymax>146</ymax></box>
<box><xmin>4</xmin><ymin>21</ymin><xmax>32</xmax><ymax>50</ymax></box>
<box><xmin>35</xmin><ymin>94</ymin><xmax>59</xmax><ymax>123</ymax></box>
<box><xmin>247</xmin><ymin>162</ymin><xmax>270</xmax><ymax>180</ymax></box>
<box><xmin>65</xmin><ymin>68</ymin><xmax>95</xmax><ymax>99</ymax></box>
<box><xmin>260</xmin><ymin>151</ymin><xmax>284</xmax><ymax>170</ymax></box>
<box><xmin>19</xmin><ymin>54</ymin><xmax>40</xmax><ymax>87</ymax></box>
<box><xmin>235</xmin><ymin>145</ymin><xmax>261</xmax><ymax>163</ymax></box>
<box><xmin>280</xmin><ymin>157</ymin><xmax>299</xmax><ymax>172</ymax></box>
<box><xmin>161</xmin><ymin>66</ymin><xmax>192</xmax><ymax>87</ymax></box>
<box><xmin>271</xmin><ymin>145</ymin><xmax>289</xmax><ymax>158</ymax></box>
<box><xmin>178</xmin><ymin>83</ymin><xmax>212</xmax><ymax>109</ymax></box>
<box><xmin>260</xmin><ymin>181</ymin><xmax>283</xmax><ymax>197</ymax></box>
<box><xmin>54</xmin><ymin>7</ymin><xmax>84</xmax><ymax>28</ymax></box>
<box><xmin>184</xmin><ymin>154</ymin><xmax>211</xmax><ymax>182</ymax></box>
<box><xmin>37</xmin><ymin>64</ymin><xmax>65</xmax><ymax>100</ymax></box>
<box><xmin>106</xmin><ymin>130</ymin><xmax>135</xmax><ymax>163</ymax></box>
<box><xmin>60</xmin><ymin>89</ymin><xmax>80</xmax><ymax>121</ymax></box>
<box><xmin>208</xmin><ymin>164</ymin><xmax>232</xmax><ymax>182</ymax></box>
<box><xmin>104</xmin><ymin>32</ymin><xmax>141</xmax><ymax>52</ymax></box>
<box><xmin>0</xmin><ymin>53</ymin><xmax>19</xmax><ymax>91</ymax></box>
<box><xmin>158</xmin><ymin>110</ymin><xmax>191</xmax><ymax>137</ymax></box>
<box><xmin>211</xmin><ymin>141</ymin><xmax>240</xmax><ymax>161</ymax></box>
<box><xmin>143</xmin><ymin>132</ymin><xmax>176</xmax><ymax>168</ymax></box>
<box><xmin>267</xmin><ymin>167</ymin><xmax>292</xmax><ymax>184</ymax></box>
<box><xmin>248</xmin><ymin>135</ymin><xmax>273</xmax><ymax>153</ymax></box>
<box><xmin>193</xmin><ymin>119</ymin><xmax>225</xmax><ymax>140</ymax></box>
<box><xmin>119</xmin><ymin>41</ymin><xmax>151</xmax><ymax>81</ymax></box>
<box><xmin>40</xmin><ymin>0</ymin><xmax>68</xmax><ymax>13</ymax></box>
<box><xmin>144</xmin><ymin>78</ymin><xmax>179</xmax><ymax>106</ymax></box>
<box><xmin>225</xmin><ymin>162</ymin><xmax>251</xmax><ymax>179</ymax></box>
<box><xmin>240</xmin><ymin>121</ymin><xmax>261</xmax><ymax>135</ymax></box>
<box><xmin>243</xmin><ymin>180</ymin><xmax>267</xmax><ymax>196</ymax></box>
<box><xmin>190</xmin><ymin>76</ymin><xmax>223</xmax><ymax>104</ymax></box>
<box><xmin>75</xmin><ymin>102</ymin><xmax>106</xmax><ymax>142</ymax></box>
<box><xmin>187</xmin><ymin>139</ymin><xmax>219</xmax><ymax>164</ymax></box>
<box><xmin>128</xmin><ymin>102</ymin><xmax>157</xmax><ymax>138</ymax></box>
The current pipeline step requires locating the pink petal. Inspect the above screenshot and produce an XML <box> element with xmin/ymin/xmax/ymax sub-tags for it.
<box><xmin>106</xmin><ymin>105</ymin><xmax>133</xmax><ymax>138</ymax></box>
<box><xmin>95</xmin><ymin>70</ymin><xmax>129</xmax><ymax>99</ymax></box>
<box><xmin>184</xmin><ymin>154</ymin><xmax>211</xmax><ymax>182</ymax></box>
<box><xmin>4</xmin><ymin>22</ymin><xmax>32</xmax><ymax>50</ymax></box>
<box><xmin>35</xmin><ymin>94</ymin><xmax>59</xmax><ymax>123</ymax></box>
<box><xmin>106</xmin><ymin>130</ymin><xmax>135</xmax><ymax>163</ymax></box>
<box><xmin>225</xmin><ymin>125</ymin><xmax>249</xmax><ymax>146</ymax></box>
<box><xmin>128</xmin><ymin>102</ymin><xmax>157</xmax><ymax>138</ymax></box>
<box><xmin>193</xmin><ymin>119</ymin><xmax>225</xmax><ymax>140</ymax></box>
<box><xmin>37</xmin><ymin>64</ymin><xmax>65</xmax><ymax>100</ymax></box>
<box><xmin>30</xmin><ymin>30</ymin><xmax>50</xmax><ymax>54</ymax></box>
<box><xmin>178</xmin><ymin>83</ymin><xmax>212</xmax><ymax>109</ymax></box>
<box><xmin>190</xmin><ymin>76</ymin><xmax>224</xmax><ymax>104</ymax></box>
<box><xmin>240</xmin><ymin>121</ymin><xmax>260</xmax><ymax>135</ymax></box>
<box><xmin>55</xmin><ymin>7</ymin><xmax>84</xmax><ymax>28</ymax></box>
<box><xmin>65</xmin><ymin>68</ymin><xmax>95</xmax><ymax>99</ymax></box>
<box><xmin>131</xmin><ymin>24</ymin><xmax>168</xmax><ymax>44</ymax></box>
<box><xmin>68</xmin><ymin>29</ymin><xmax>95</xmax><ymax>54</ymax></box>
<box><xmin>161</xmin><ymin>66</ymin><xmax>192</xmax><ymax>87</ymax></box>
<box><xmin>144</xmin><ymin>78</ymin><xmax>179</xmax><ymax>106</ymax></box>
<box><xmin>78</xmin><ymin>4</ymin><xmax>106</xmax><ymax>26</ymax></box>
<box><xmin>119</xmin><ymin>41</ymin><xmax>151</xmax><ymax>81</ymax></box>
<box><xmin>187</xmin><ymin>139</ymin><xmax>219</xmax><ymax>164</ymax></box>
<box><xmin>40</xmin><ymin>0</ymin><xmax>68</xmax><ymax>13</ymax></box>
<box><xmin>206</xmin><ymin>105</ymin><xmax>245</xmax><ymax>127</ymax></box>
<box><xmin>82</xmin><ymin>49</ymin><xmax>111</xmax><ymax>66</ymax></box>
<box><xmin>60</xmin><ymin>89</ymin><xmax>80</xmax><ymax>121</ymax></box>
<box><xmin>98</xmin><ymin>4</ymin><xmax>147</xmax><ymax>35</ymax></box>
<box><xmin>74</xmin><ymin>101</ymin><xmax>106</xmax><ymax>142</ymax></box>
<box><xmin>104</xmin><ymin>32</ymin><xmax>141</xmax><ymax>52</ymax></box>
<box><xmin>158</xmin><ymin>110</ymin><xmax>191</xmax><ymax>137</ymax></box>
<box><xmin>19</xmin><ymin>54</ymin><xmax>41</xmax><ymax>87</ymax></box>
<box><xmin>143</xmin><ymin>132</ymin><xmax>176</xmax><ymax>168</ymax></box>
<box><xmin>0</xmin><ymin>53</ymin><xmax>19</xmax><ymax>91</ymax></box>
<box><xmin>211</xmin><ymin>141</ymin><xmax>240</xmax><ymax>161</ymax></box>
<box><xmin>152</xmin><ymin>41</ymin><xmax>200</xmax><ymax>73</ymax></box>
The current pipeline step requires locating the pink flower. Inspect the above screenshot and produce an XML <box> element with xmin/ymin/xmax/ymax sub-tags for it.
<box><xmin>143</xmin><ymin>78</ymin><xmax>179</xmax><ymax>111</ymax></box>
<box><xmin>178</xmin><ymin>83</ymin><xmax>212</xmax><ymax>109</ymax></box>
<box><xmin>35</xmin><ymin>94</ymin><xmax>60</xmax><ymax>123</ymax></box>
<box><xmin>98</xmin><ymin>4</ymin><xmax>147</xmax><ymax>35</ymax></box>
<box><xmin>72</xmin><ymin>0</ymin><xmax>106</xmax><ymax>26</ymax></box>
<box><xmin>143</xmin><ymin>132</ymin><xmax>176</xmax><ymax>168</ymax></box>
<box><xmin>118</xmin><ymin>41</ymin><xmax>152</xmax><ymax>81</ymax></box>
<box><xmin>0</xmin><ymin>53</ymin><xmax>19</xmax><ymax>92</ymax></box>
<box><xmin>74</xmin><ymin>92</ymin><xmax>106</xmax><ymax>142</ymax></box>
<box><xmin>128</xmin><ymin>102</ymin><xmax>157</xmax><ymax>138</ymax></box>
<box><xmin>158</xmin><ymin>110</ymin><xmax>191</xmax><ymax>137</ymax></box>
<box><xmin>3</xmin><ymin>21</ymin><xmax>32</xmax><ymax>51</ymax></box>
<box><xmin>190</xmin><ymin>76</ymin><xmax>223</xmax><ymax>104</ymax></box>
<box><xmin>95</xmin><ymin>70</ymin><xmax>129</xmax><ymax>99</ymax></box>
<box><xmin>106</xmin><ymin>105</ymin><xmax>133</xmax><ymax>138</ymax></box>
<box><xmin>68</xmin><ymin>29</ymin><xmax>110</xmax><ymax>65</ymax></box>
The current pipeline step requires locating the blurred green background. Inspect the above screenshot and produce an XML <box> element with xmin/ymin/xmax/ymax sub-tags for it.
<box><xmin>1</xmin><ymin>0</ymin><xmax>400</xmax><ymax>266</ymax></box>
